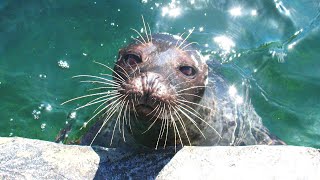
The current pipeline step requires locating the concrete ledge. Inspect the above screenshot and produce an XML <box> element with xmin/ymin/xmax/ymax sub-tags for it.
<box><xmin>0</xmin><ymin>137</ymin><xmax>319</xmax><ymax>179</ymax></box>
<box><xmin>157</xmin><ymin>146</ymin><xmax>320</xmax><ymax>180</ymax></box>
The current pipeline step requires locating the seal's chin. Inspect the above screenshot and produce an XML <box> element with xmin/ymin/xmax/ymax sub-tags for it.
<box><xmin>135</xmin><ymin>104</ymin><xmax>154</xmax><ymax>117</ymax></box>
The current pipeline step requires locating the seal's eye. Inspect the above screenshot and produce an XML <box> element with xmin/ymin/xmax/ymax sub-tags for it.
<box><xmin>123</xmin><ymin>54</ymin><xmax>142</xmax><ymax>66</ymax></box>
<box><xmin>179</xmin><ymin>66</ymin><xmax>196</xmax><ymax>77</ymax></box>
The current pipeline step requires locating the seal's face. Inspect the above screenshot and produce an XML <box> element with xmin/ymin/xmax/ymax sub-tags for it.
<box><xmin>114</xmin><ymin>34</ymin><xmax>208</xmax><ymax>121</ymax></box>
<box><xmin>61</xmin><ymin>33</ymin><xmax>212</xmax><ymax>148</ymax></box>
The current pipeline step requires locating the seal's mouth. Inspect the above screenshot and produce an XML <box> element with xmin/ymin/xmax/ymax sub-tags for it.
<box><xmin>135</xmin><ymin>104</ymin><xmax>155</xmax><ymax>116</ymax></box>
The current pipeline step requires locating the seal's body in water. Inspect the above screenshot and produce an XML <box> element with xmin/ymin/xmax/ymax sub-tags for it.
<box><xmin>61</xmin><ymin>33</ymin><xmax>285</xmax><ymax>149</ymax></box>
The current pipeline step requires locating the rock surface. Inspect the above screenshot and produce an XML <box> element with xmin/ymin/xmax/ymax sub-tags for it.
<box><xmin>0</xmin><ymin>137</ymin><xmax>319</xmax><ymax>180</ymax></box>
<box><xmin>157</xmin><ymin>146</ymin><xmax>320</xmax><ymax>180</ymax></box>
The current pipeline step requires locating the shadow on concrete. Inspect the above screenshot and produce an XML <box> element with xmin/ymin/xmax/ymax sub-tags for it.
<box><xmin>92</xmin><ymin>146</ymin><xmax>178</xmax><ymax>179</ymax></box>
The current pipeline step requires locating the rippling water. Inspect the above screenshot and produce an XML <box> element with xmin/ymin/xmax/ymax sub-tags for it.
<box><xmin>0</xmin><ymin>0</ymin><xmax>319</xmax><ymax>148</ymax></box>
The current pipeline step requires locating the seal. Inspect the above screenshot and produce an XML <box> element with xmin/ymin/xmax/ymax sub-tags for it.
<box><xmin>60</xmin><ymin>28</ymin><xmax>285</xmax><ymax>149</ymax></box>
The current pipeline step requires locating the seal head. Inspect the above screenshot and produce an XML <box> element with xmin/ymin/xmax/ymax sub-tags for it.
<box><xmin>111</xmin><ymin>34</ymin><xmax>209</xmax><ymax>147</ymax></box>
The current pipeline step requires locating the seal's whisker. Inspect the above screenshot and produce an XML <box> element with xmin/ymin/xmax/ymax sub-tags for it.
<box><xmin>141</xmin><ymin>15</ymin><xmax>150</xmax><ymax>43</ymax></box>
<box><xmin>159</xmin><ymin>104</ymin><xmax>167</xmax><ymax>139</ymax></box>
<box><xmin>178</xmin><ymin>104</ymin><xmax>222</xmax><ymax>139</ymax></box>
<box><xmin>148</xmin><ymin>103</ymin><xmax>163</xmax><ymax>121</ymax></box>
<box><xmin>176</xmin><ymin>85</ymin><xmax>207</xmax><ymax>93</ymax></box>
<box><xmin>88</xmin><ymin>95</ymin><xmax>125</xmax><ymax>145</ymax></box>
<box><xmin>176</xmin><ymin>101</ymin><xmax>202</xmax><ymax>117</ymax></box>
<box><xmin>72</xmin><ymin>75</ymin><xmax>121</xmax><ymax>86</ymax></box>
<box><xmin>99</xmin><ymin>73</ymin><xmax>125</xmax><ymax>83</ymax></box>
<box><xmin>173</xmin><ymin>81</ymin><xmax>192</xmax><ymax>89</ymax></box>
<box><xmin>177</xmin><ymin>27</ymin><xmax>195</xmax><ymax>49</ymax></box>
<box><xmin>177</xmin><ymin>104</ymin><xmax>206</xmax><ymax>125</ymax></box>
<box><xmin>61</xmin><ymin>92</ymin><xmax>114</xmax><ymax>105</ymax></box>
<box><xmin>134</xmin><ymin>94</ymin><xmax>138</xmax><ymax>104</ymax></box>
<box><xmin>131</xmin><ymin>36</ymin><xmax>145</xmax><ymax>45</ymax></box>
<box><xmin>122</xmin><ymin>100</ymin><xmax>130</xmax><ymax>141</ymax></box>
<box><xmin>173</xmin><ymin>117</ymin><xmax>177</xmax><ymax>152</ymax></box>
<box><xmin>89</xmin><ymin>95</ymin><xmax>122</xmax><ymax>113</ymax></box>
<box><xmin>146</xmin><ymin>104</ymin><xmax>160</xmax><ymax>117</ymax></box>
<box><xmin>126</xmin><ymin>63</ymin><xmax>138</xmax><ymax>78</ymax></box>
<box><xmin>76</xmin><ymin>94</ymin><xmax>121</xmax><ymax>111</ymax></box>
<box><xmin>89</xmin><ymin>100</ymin><xmax>120</xmax><ymax>146</ymax></box>
<box><xmin>84</xmin><ymin>95</ymin><xmax>125</xmax><ymax>129</ymax></box>
<box><xmin>142</xmin><ymin>105</ymin><xmax>164</xmax><ymax>134</ymax></box>
<box><xmin>87</xmin><ymin>87</ymin><xmax>119</xmax><ymax>91</ymax></box>
<box><xmin>127</xmin><ymin>106</ymin><xmax>133</xmax><ymax>134</ymax></box>
<box><xmin>171</xmin><ymin>113</ymin><xmax>183</xmax><ymax>148</ymax></box>
<box><xmin>177</xmin><ymin>99</ymin><xmax>213</xmax><ymax>111</ymax></box>
<box><xmin>115</xmin><ymin>64</ymin><xmax>131</xmax><ymax>79</ymax></box>
<box><xmin>147</xmin><ymin>22</ymin><xmax>152</xmax><ymax>43</ymax></box>
<box><xmin>92</xmin><ymin>95</ymin><xmax>121</xmax><ymax>113</ymax></box>
<box><xmin>175</xmin><ymin>32</ymin><xmax>186</xmax><ymax>48</ymax></box>
<box><xmin>100</xmin><ymin>97</ymin><xmax>124</xmax><ymax>118</ymax></box>
<box><xmin>163</xmin><ymin>113</ymin><xmax>170</xmax><ymax>149</ymax></box>
<box><xmin>93</xmin><ymin>61</ymin><xmax>127</xmax><ymax>82</ymax></box>
<box><xmin>155</xmin><ymin>114</ymin><xmax>166</xmax><ymax>150</ymax></box>
<box><xmin>115</xmin><ymin>70</ymin><xmax>130</xmax><ymax>81</ymax></box>
<box><xmin>177</xmin><ymin>93</ymin><xmax>202</xmax><ymax>99</ymax></box>
<box><xmin>130</xmin><ymin>28</ymin><xmax>147</xmax><ymax>44</ymax></box>
<box><xmin>131</xmin><ymin>100</ymin><xmax>139</xmax><ymax>119</ymax></box>
<box><xmin>117</xmin><ymin>99</ymin><xmax>127</xmax><ymax>133</ymax></box>
<box><xmin>165</xmin><ymin>72</ymin><xmax>176</xmax><ymax>82</ymax></box>
<box><xmin>176</xmin><ymin>107</ymin><xmax>206</xmax><ymax>139</ymax></box>
<box><xmin>79</xmin><ymin>80</ymin><xmax>121</xmax><ymax>88</ymax></box>
<box><xmin>97</xmin><ymin>97</ymin><xmax>127</xmax><ymax>146</ymax></box>
<box><xmin>180</xmin><ymin>42</ymin><xmax>199</xmax><ymax>51</ymax></box>
<box><xmin>126</xmin><ymin>61</ymin><xmax>141</xmax><ymax>78</ymax></box>
<box><xmin>115</xmin><ymin>97</ymin><xmax>127</xmax><ymax>139</ymax></box>
<box><xmin>86</xmin><ymin>92</ymin><xmax>119</xmax><ymax>104</ymax></box>
<box><xmin>183</xmin><ymin>50</ymin><xmax>198</xmax><ymax>52</ymax></box>
<box><xmin>172</xmin><ymin>106</ymin><xmax>192</xmax><ymax>146</ymax></box>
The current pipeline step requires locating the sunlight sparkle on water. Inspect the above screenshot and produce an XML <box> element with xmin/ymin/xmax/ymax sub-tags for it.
<box><xmin>45</xmin><ymin>104</ymin><xmax>52</xmax><ymax>111</ymax></box>
<box><xmin>69</xmin><ymin>111</ymin><xmax>77</xmax><ymax>119</ymax></box>
<box><xmin>251</xmin><ymin>9</ymin><xmax>257</xmax><ymax>16</ymax></box>
<box><xmin>229</xmin><ymin>7</ymin><xmax>242</xmax><ymax>17</ymax></box>
<box><xmin>235</xmin><ymin>96</ymin><xmax>243</xmax><ymax>104</ymax></box>
<box><xmin>161</xmin><ymin>0</ymin><xmax>181</xmax><ymax>18</ymax></box>
<box><xmin>228</xmin><ymin>85</ymin><xmax>243</xmax><ymax>104</ymax></box>
<box><xmin>288</xmin><ymin>42</ymin><xmax>297</xmax><ymax>50</ymax></box>
<box><xmin>228</xmin><ymin>85</ymin><xmax>237</xmax><ymax>97</ymax></box>
<box><xmin>213</xmin><ymin>35</ymin><xmax>235</xmax><ymax>52</ymax></box>
<box><xmin>58</xmin><ymin>60</ymin><xmax>70</xmax><ymax>69</ymax></box>
<box><xmin>274</xmin><ymin>0</ymin><xmax>290</xmax><ymax>16</ymax></box>
<box><xmin>41</xmin><ymin>123</ymin><xmax>46</xmax><ymax>130</ymax></box>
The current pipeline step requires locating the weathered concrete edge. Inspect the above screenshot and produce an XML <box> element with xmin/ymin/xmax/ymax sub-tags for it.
<box><xmin>0</xmin><ymin>137</ymin><xmax>319</xmax><ymax>180</ymax></box>
<box><xmin>157</xmin><ymin>145</ymin><xmax>320</xmax><ymax>180</ymax></box>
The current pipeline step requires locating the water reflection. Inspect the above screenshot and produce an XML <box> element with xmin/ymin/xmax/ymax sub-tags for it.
<box><xmin>274</xmin><ymin>0</ymin><xmax>291</xmax><ymax>16</ymax></box>
<box><xmin>229</xmin><ymin>7</ymin><xmax>242</xmax><ymax>17</ymax></box>
<box><xmin>161</xmin><ymin>0</ymin><xmax>182</xmax><ymax>18</ymax></box>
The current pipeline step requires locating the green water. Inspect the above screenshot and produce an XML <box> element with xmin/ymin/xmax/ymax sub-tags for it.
<box><xmin>0</xmin><ymin>0</ymin><xmax>319</xmax><ymax>148</ymax></box>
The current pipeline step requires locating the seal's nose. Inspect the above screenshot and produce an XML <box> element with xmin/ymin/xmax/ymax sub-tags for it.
<box><xmin>140</xmin><ymin>72</ymin><xmax>161</xmax><ymax>100</ymax></box>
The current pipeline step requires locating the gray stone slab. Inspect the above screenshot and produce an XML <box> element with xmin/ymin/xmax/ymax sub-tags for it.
<box><xmin>0</xmin><ymin>137</ymin><xmax>174</xmax><ymax>179</ymax></box>
<box><xmin>157</xmin><ymin>146</ymin><xmax>320</xmax><ymax>180</ymax></box>
<box><xmin>0</xmin><ymin>137</ymin><xmax>319</xmax><ymax>180</ymax></box>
